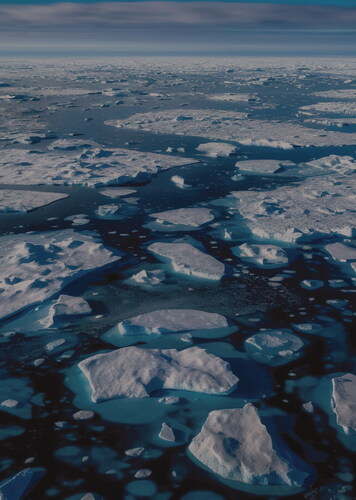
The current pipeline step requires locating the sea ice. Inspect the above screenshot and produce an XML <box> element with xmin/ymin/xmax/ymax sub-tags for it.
<box><xmin>79</xmin><ymin>346</ymin><xmax>238</xmax><ymax>402</ymax></box>
<box><xmin>0</xmin><ymin>146</ymin><xmax>198</xmax><ymax>187</ymax></box>
<box><xmin>148</xmin><ymin>241</ymin><xmax>225</xmax><ymax>280</ymax></box>
<box><xmin>159</xmin><ymin>422</ymin><xmax>176</xmax><ymax>442</ymax></box>
<box><xmin>196</xmin><ymin>142</ymin><xmax>238</xmax><ymax>157</ymax></box>
<box><xmin>126</xmin><ymin>269</ymin><xmax>165</xmax><ymax>287</ymax></box>
<box><xmin>0</xmin><ymin>189</ymin><xmax>68</xmax><ymax>213</ymax></box>
<box><xmin>117</xmin><ymin>309</ymin><xmax>229</xmax><ymax>336</ymax></box>
<box><xmin>188</xmin><ymin>404</ymin><xmax>309</xmax><ymax>487</ymax></box>
<box><xmin>147</xmin><ymin>208</ymin><xmax>214</xmax><ymax>231</ymax></box>
<box><xmin>325</xmin><ymin>243</ymin><xmax>356</xmax><ymax>262</ymax></box>
<box><xmin>107</xmin><ymin>109</ymin><xmax>356</xmax><ymax>148</ymax></box>
<box><xmin>244</xmin><ymin>329</ymin><xmax>305</xmax><ymax>366</ymax></box>
<box><xmin>331</xmin><ymin>374</ymin><xmax>356</xmax><ymax>435</ymax></box>
<box><xmin>0</xmin><ymin>229</ymin><xmax>120</xmax><ymax>320</ymax></box>
<box><xmin>235</xmin><ymin>159</ymin><xmax>293</xmax><ymax>175</ymax></box>
<box><xmin>0</xmin><ymin>468</ymin><xmax>46</xmax><ymax>500</ymax></box>
<box><xmin>232</xmin><ymin>243</ymin><xmax>288</xmax><ymax>268</ymax></box>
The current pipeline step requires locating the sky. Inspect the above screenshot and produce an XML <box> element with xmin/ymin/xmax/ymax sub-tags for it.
<box><xmin>0</xmin><ymin>0</ymin><xmax>355</xmax><ymax>57</ymax></box>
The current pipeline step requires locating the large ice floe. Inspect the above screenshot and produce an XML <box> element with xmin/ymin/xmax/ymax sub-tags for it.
<box><xmin>116</xmin><ymin>309</ymin><xmax>231</xmax><ymax>337</ymax></box>
<box><xmin>148</xmin><ymin>241</ymin><xmax>225</xmax><ymax>280</ymax></box>
<box><xmin>0</xmin><ymin>145</ymin><xmax>198</xmax><ymax>187</ymax></box>
<box><xmin>0</xmin><ymin>189</ymin><xmax>68</xmax><ymax>213</ymax></box>
<box><xmin>107</xmin><ymin>109</ymin><xmax>356</xmax><ymax>148</ymax></box>
<box><xmin>332</xmin><ymin>373</ymin><xmax>356</xmax><ymax>436</ymax></box>
<box><xmin>188</xmin><ymin>404</ymin><xmax>310</xmax><ymax>491</ymax></box>
<box><xmin>230</xmin><ymin>156</ymin><xmax>355</xmax><ymax>243</ymax></box>
<box><xmin>146</xmin><ymin>207</ymin><xmax>214</xmax><ymax>232</ymax></box>
<box><xmin>79</xmin><ymin>346</ymin><xmax>238</xmax><ymax>401</ymax></box>
<box><xmin>0</xmin><ymin>229</ymin><xmax>120</xmax><ymax>320</ymax></box>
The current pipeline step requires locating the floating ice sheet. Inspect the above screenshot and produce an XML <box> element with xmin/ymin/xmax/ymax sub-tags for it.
<box><xmin>0</xmin><ymin>189</ymin><xmax>68</xmax><ymax>213</ymax></box>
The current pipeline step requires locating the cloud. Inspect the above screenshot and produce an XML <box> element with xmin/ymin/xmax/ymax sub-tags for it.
<box><xmin>0</xmin><ymin>1</ymin><xmax>355</xmax><ymax>32</ymax></box>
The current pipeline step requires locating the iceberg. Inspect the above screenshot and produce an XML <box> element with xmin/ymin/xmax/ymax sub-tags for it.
<box><xmin>232</xmin><ymin>243</ymin><xmax>288</xmax><ymax>268</ymax></box>
<box><xmin>196</xmin><ymin>142</ymin><xmax>238</xmax><ymax>157</ymax></box>
<box><xmin>332</xmin><ymin>374</ymin><xmax>356</xmax><ymax>435</ymax></box>
<box><xmin>147</xmin><ymin>208</ymin><xmax>214</xmax><ymax>231</ymax></box>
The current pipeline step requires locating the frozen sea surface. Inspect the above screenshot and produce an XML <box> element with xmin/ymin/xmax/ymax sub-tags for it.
<box><xmin>0</xmin><ymin>57</ymin><xmax>355</xmax><ymax>500</ymax></box>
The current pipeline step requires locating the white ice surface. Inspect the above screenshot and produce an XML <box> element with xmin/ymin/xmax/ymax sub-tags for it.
<box><xmin>117</xmin><ymin>309</ymin><xmax>229</xmax><ymax>336</ymax></box>
<box><xmin>325</xmin><ymin>242</ymin><xmax>356</xmax><ymax>262</ymax></box>
<box><xmin>79</xmin><ymin>346</ymin><xmax>238</xmax><ymax>402</ymax></box>
<box><xmin>0</xmin><ymin>229</ymin><xmax>119</xmax><ymax>320</ymax></box>
<box><xmin>107</xmin><ymin>109</ymin><xmax>356</xmax><ymax>148</ymax></box>
<box><xmin>0</xmin><ymin>189</ymin><xmax>68</xmax><ymax>213</ymax></box>
<box><xmin>0</xmin><ymin>146</ymin><xmax>198</xmax><ymax>187</ymax></box>
<box><xmin>196</xmin><ymin>142</ymin><xmax>238</xmax><ymax>157</ymax></box>
<box><xmin>232</xmin><ymin>243</ymin><xmax>288</xmax><ymax>268</ymax></box>
<box><xmin>244</xmin><ymin>330</ymin><xmax>305</xmax><ymax>365</ymax></box>
<box><xmin>148</xmin><ymin>208</ymin><xmax>214</xmax><ymax>230</ymax></box>
<box><xmin>331</xmin><ymin>373</ymin><xmax>356</xmax><ymax>435</ymax></box>
<box><xmin>189</xmin><ymin>403</ymin><xmax>308</xmax><ymax>486</ymax></box>
<box><xmin>148</xmin><ymin>241</ymin><xmax>225</xmax><ymax>280</ymax></box>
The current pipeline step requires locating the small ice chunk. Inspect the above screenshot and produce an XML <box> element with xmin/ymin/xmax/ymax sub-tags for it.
<box><xmin>99</xmin><ymin>187</ymin><xmax>137</xmax><ymax>198</ymax></box>
<box><xmin>73</xmin><ymin>410</ymin><xmax>94</xmax><ymax>420</ymax></box>
<box><xmin>158</xmin><ymin>396</ymin><xmax>180</xmax><ymax>405</ymax></box>
<box><xmin>125</xmin><ymin>447</ymin><xmax>144</xmax><ymax>457</ymax></box>
<box><xmin>303</xmin><ymin>401</ymin><xmax>314</xmax><ymax>413</ymax></box>
<box><xmin>128</xmin><ymin>269</ymin><xmax>165</xmax><ymax>286</ymax></box>
<box><xmin>300</xmin><ymin>280</ymin><xmax>324</xmax><ymax>290</ymax></box>
<box><xmin>1</xmin><ymin>399</ymin><xmax>19</xmax><ymax>408</ymax></box>
<box><xmin>79</xmin><ymin>346</ymin><xmax>238</xmax><ymax>402</ymax></box>
<box><xmin>117</xmin><ymin>309</ymin><xmax>229</xmax><ymax>336</ymax></box>
<box><xmin>134</xmin><ymin>469</ymin><xmax>152</xmax><ymax>479</ymax></box>
<box><xmin>96</xmin><ymin>204</ymin><xmax>119</xmax><ymax>217</ymax></box>
<box><xmin>188</xmin><ymin>403</ymin><xmax>309</xmax><ymax>486</ymax></box>
<box><xmin>45</xmin><ymin>339</ymin><xmax>66</xmax><ymax>352</ymax></box>
<box><xmin>332</xmin><ymin>374</ymin><xmax>356</xmax><ymax>435</ymax></box>
<box><xmin>148</xmin><ymin>241</ymin><xmax>225</xmax><ymax>280</ymax></box>
<box><xmin>171</xmin><ymin>175</ymin><xmax>189</xmax><ymax>189</ymax></box>
<box><xmin>232</xmin><ymin>243</ymin><xmax>288</xmax><ymax>268</ymax></box>
<box><xmin>236</xmin><ymin>159</ymin><xmax>292</xmax><ymax>174</ymax></box>
<box><xmin>196</xmin><ymin>142</ymin><xmax>238</xmax><ymax>157</ymax></box>
<box><xmin>159</xmin><ymin>422</ymin><xmax>176</xmax><ymax>442</ymax></box>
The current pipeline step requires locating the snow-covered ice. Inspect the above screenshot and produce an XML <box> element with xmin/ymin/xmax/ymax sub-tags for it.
<box><xmin>107</xmin><ymin>109</ymin><xmax>356</xmax><ymax>148</ymax></box>
<box><xmin>244</xmin><ymin>329</ymin><xmax>305</xmax><ymax>366</ymax></box>
<box><xmin>117</xmin><ymin>309</ymin><xmax>229</xmax><ymax>336</ymax></box>
<box><xmin>0</xmin><ymin>229</ymin><xmax>120</xmax><ymax>320</ymax></box>
<box><xmin>79</xmin><ymin>346</ymin><xmax>238</xmax><ymax>402</ymax></box>
<box><xmin>0</xmin><ymin>189</ymin><xmax>68</xmax><ymax>213</ymax></box>
<box><xmin>325</xmin><ymin>243</ymin><xmax>356</xmax><ymax>262</ymax></box>
<box><xmin>196</xmin><ymin>142</ymin><xmax>238</xmax><ymax>157</ymax></box>
<box><xmin>0</xmin><ymin>146</ymin><xmax>198</xmax><ymax>187</ymax></box>
<box><xmin>148</xmin><ymin>241</ymin><xmax>225</xmax><ymax>280</ymax></box>
<box><xmin>232</xmin><ymin>243</ymin><xmax>288</xmax><ymax>268</ymax></box>
<box><xmin>188</xmin><ymin>404</ymin><xmax>309</xmax><ymax>487</ymax></box>
<box><xmin>331</xmin><ymin>374</ymin><xmax>356</xmax><ymax>435</ymax></box>
<box><xmin>147</xmin><ymin>208</ymin><xmax>214</xmax><ymax>231</ymax></box>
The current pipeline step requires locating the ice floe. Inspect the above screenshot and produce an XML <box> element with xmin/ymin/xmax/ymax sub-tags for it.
<box><xmin>196</xmin><ymin>142</ymin><xmax>238</xmax><ymax>157</ymax></box>
<box><xmin>148</xmin><ymin>241</ymin><xmax>225</xmax><ymax>280</ymax></box>
<box><xmin>244</xmin><ymin>329</ymin><xmax>305</xmax><ymax>366</ymax></box>
<box><xmin>0</xmin><ymin>229</ymin><xmax>120</xmax><ymax>320</ymax></box>
<box><xmin>188</xmin><ymin>404</ymin><xmax>310</xmax><ymax>489</ymax></box>
<box><xmin>107</xmin><ymin>109</ymin><xmax>356</xmax><ymax>148</ymax></box>
<box><xmin>147</xmin><ymin>207</ymin><xmax>214</xmax><ymax>231</ymax></box>
<box><xmin>79</xmin><ymin>346</ymin><xmax>238</xmax><ymax>402</ymax></box>
<box><xmin>0</xmin><ymin>146</ymin><xmax>198</xmax><ymax>187</ymax></box>
<box><xmin>332</xmin><ymin>374</ymin><xmax>356</xmax><ymax>435</ymax></box>
<box><xmin>117</xmin><ymin>309</ymin><xmax>230</xmax><ymax>337</ymax></box>
<box><xmin>232</xmin><ymin>243</ymin><xmax>288</xmax><ymax>268</ymax></box>
<box><xmin>0</xmin><ymin>189</ymin><xmax>68</xmax><ymax>213</ymax></box>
